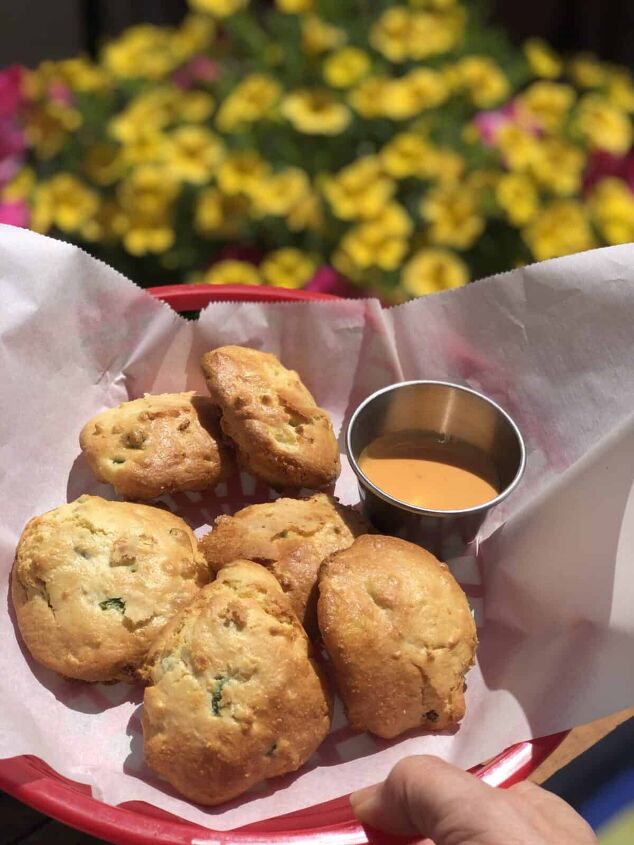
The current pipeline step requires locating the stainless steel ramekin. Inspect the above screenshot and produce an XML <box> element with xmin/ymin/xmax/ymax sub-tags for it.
<box><xmin>346</xmin><ymin>380</ymin><xmax>526</xmax><ymax>559</ymax></box>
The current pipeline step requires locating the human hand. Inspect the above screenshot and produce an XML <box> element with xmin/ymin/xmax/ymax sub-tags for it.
<box><xmin>350</xmin><ymin>755</ymin><xmax>597</xmax><ymax>844</ymax></box>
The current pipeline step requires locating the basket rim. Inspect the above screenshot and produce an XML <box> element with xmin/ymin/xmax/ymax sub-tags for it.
<box><xmin>1</xmin><ymin>283</ymin><xmax>568</xmax><ymax>845</ymax></box>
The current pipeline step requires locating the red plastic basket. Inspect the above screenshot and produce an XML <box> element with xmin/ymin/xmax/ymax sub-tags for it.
<box><xmin>0</xmin><ymin>284</ymin><xmax>567</xmax><ymax>845</ymax></box>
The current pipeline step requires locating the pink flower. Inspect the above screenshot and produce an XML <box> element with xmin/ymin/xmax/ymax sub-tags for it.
<box><xmin>305</xmin><ymin>266</ymin><xmax>364</xmax><ymax>298</ymax></box>
<box><xmin>583</xmin><ymin>149</ymin><xmax>634</xmax><ymax>194</ymax></box>
<box><xmin>0</xmin><ymin>200</ymin><xmax>29</xmax><ymax>228</ymax></box>
<box><xmin>0</xmin><ymin>65</ymin><xmax>24</xmax><ymax>120</ymax></box>
<box><xmin>0</xmin><ymin>154</ymin><xmax>22</xmax><ymax>187</ymax></box>
<box><xmin>0</xmin><ymin>120</ymin><xmax>25</xmax><ymax>161</ymax></box>
<box><xmin>473</xmin><ymin>100</ymin><xmax>541</xmax><ymax>146</ymax></box>
<box><xmin>473</xmin><ymin>102</ymin><xmax>516</xmax><ymax>145</ymax></box>
<box><xmin>190</xmin><ymin>55</ymin><xmax>220</xmax><ymax>82</ymax></box>
<box><xmin>172</xmin><ymin>56</ymin><xmax>220</xmax><ymax>89</ymax></box>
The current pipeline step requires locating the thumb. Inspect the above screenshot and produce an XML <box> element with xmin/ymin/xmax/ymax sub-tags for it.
<box><xmin>350</xmin><ymin>755</ymin><xmax>496</xmax><ymax>838</ymax></box>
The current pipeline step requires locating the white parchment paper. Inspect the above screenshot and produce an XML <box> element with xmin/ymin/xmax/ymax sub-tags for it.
<box><xmin>1</xmin><ymin>225</ymin><xmax>633</xmax><ymax>831</ymax></box>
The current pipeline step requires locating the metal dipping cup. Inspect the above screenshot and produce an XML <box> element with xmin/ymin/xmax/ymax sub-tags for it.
<box><xmin>346</xmin><ymin>380</ymin><xmax>526</xmax><ymax>559</ymax></box>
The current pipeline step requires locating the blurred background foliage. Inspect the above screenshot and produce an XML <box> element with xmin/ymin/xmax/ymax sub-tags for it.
<box><xmin>1</xmin><ymin>0</ymin><xmax>634</xmax><ymax>301</ymax></box>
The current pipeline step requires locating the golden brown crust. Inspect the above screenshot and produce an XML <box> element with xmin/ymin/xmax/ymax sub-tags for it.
<box><xmin>11</xmin><ymin>495</ymin><xmax>208</xmax><ymax>683</ymax></box>
<box><xmin>200</xmin><ymin>346</ymin><xmax>340</xmax><ymax>489</ymax></box>
<box><xmin>199</xmin><ymin>494</ymin><xmax>369</xmax><ymax>637</ymax></box>
<box><xmin>318</xmin><ymin>535</ymin><xmax>477</xmax><ymax>739</ymax></box>
<box><xmin>141</xmin><ymin>560</ymin><xmax>333</xmax><ymax>806</ymax></box>
<box><xmin>79</xmin><ymin>392</ymin><xmax>234</xmax><ymax>500</ymax></box>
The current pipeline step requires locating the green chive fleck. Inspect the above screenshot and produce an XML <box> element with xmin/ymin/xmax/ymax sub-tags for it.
<box><xmin>99</xmin><ymin>597</ymin><xmax>125</xmax><ymax>613</ymax></box>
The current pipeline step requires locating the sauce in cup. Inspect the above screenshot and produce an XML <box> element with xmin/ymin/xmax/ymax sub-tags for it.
<box><xmin>358</xmin><ymin>430</ymin><xmax>500</xmax><ymax>511</ymax></box>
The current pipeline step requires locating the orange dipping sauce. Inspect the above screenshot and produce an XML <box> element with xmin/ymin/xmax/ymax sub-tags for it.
<box><xmin>358</xmin><ymin>431</ymin><xmax>500</xmax><ymax>511</ymax></box>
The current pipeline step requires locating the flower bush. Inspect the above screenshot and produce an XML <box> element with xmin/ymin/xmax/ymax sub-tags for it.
<box><xmin>2</xmin><ymin>0</ymin><xmax>634</xmax><ymax>300</ymax></box>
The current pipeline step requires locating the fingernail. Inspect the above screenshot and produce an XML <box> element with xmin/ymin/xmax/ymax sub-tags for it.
<box><xmin>350</xmin><ymin>785</ymin><xmax>379</xmax><ymax>820</ymax></box>
<box><xmin>350</xmin><ymin>784</ymin><xmax>376</xmax><ymax>809</ymax></box>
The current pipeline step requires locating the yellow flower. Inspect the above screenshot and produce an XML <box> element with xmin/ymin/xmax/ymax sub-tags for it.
<box><xmin>370</xmin><ymin>7</ymin><xmax>411</xmax><ymax>63</ymax></box>
<box><xmin>81</xmin><ymin>200</ymin><xmax>126</xmax><ymax>242</ymax></box>
<box><xmin>171</xmin><ymin>14</ymin><xmax>215</xmax><ymax>60</ymax></box>
<box><xmin>275</xmin><ymin>0</ymin><xmax>313</xmax><ymax>12</ymax></box>
<box><xmin>323</xmin><ymin>48</ymin><xmax>370</xmax><ymax>89</ymax></box>
<box><xmin>287</xmin><ymin>191</ymin><xmax>323</xmax><ymax>231</ymax></box>
<box><xmin>422</xmin><ymin>185</ymin><xmax>484</xmax><ymax>249</ymax></box>
<box><xmin>408</xmin><ymin>0</ymin><xmax>458</xmax><ymax>8</ymax></box>
<box><xmin>588</xmin><ymin>178</ymin><xmax>634</xmax><ymax>245</ymax></box>
<box><xmin>576</xmin><ymin>94</ymin><xmax>632</xmax><ymax>154</ymax></box>
<box><xmin>1</xmin><ymin>167</ymin><xmax>35</xmax><ymax>202</ymax></box>
<box><xmin>497</xmin><ymin>124</ymin><xmax>539</xmax><ymax>171</ymax></box>
<box><xmin>420</xmin><ymin>147</ymin><xmax>465</xmax><ymax>184</ymax></box>
<box><xmin>202</xmin><ymin>259</ymin><xmax>261</xmax><ymax>285</ymax></box>
<box><xmin>517</xmin><ymin>81</ymin><xmax>576</xmax><ymax>131</ymax></box>
<box><xmin>411</xmin><ymin>67</ymin><xmax>450</xmax><ymax>102</ymax></box>
<box><xmin>178</xmin><ymin>91</ymin><xmax>216</xmax><ymax>123</ymax></box>
<box><xmin>122</xmin><ymin>130</ymin><xmax>169</xmax><ymax>166</ymax></box>
<box><xmin>529</xmin><ymin>136</ymin><xmax>585</xmax><ymax>196</ymax></box>
<box><xmin>368</xmin><ymin>7</ymin><xmax>459</xmax><ymax>63</ymax></box>
<box><xmin>116</xmin><ymin>167</ymin><xmax>177</xmax><ymax>254</ymax></box>
<box><xmin>301</xmin><ymin>16</ymin><xmax>346</xmax><ymax>55</ymax></box>
<box><xmin>281</xmin><ymin>89</ymin><xmax>351</xmax><ymax>135</ymax></box>
<box><xmin>164</xmin><ymin>126</ymin><xmax>224</xmax><ymax>184</ymax></box>
<box><xmin>381</xmin><ymin>132</ymin><xmax>464</xmax><ymax>183</ymax></box>
<box><xmin>25</xmin><ymin>58</ymin><xmax>111</xmax><ymax>97</ymax></box>
<box><xmin>524</xmin><ymin>38</ymin><xmax>562</xmax><ymax>80</ymax></box>
<box><xmin>102</xmin><ymin>25</ymin><xmax>179</xmax><ymax>80</ymax></box>
<box><xmin>323</xmin><ymin>156</ymin><xmax>395</xmax><ymax>220</ymax></box>
<box><xmin>109</xmin><ymin>87</ymin><xmax>179</xmax><ymax>143</ymax></box>
<box><xmin>83</xmin><ymin>144</ymin><xmax>124</xmax><ymax>186</ymax></box>
<box><xmin>495</xmin><ymin>173</ymin><xmax>539</xmax><ymax>225</ymax></box>
<box><xmin>260</xmin><ymin>248</ymin><xmax>316</xmax><ymax>287</ymax></box>
<box><xmin>348</xmin><ymin>76</ymin><xmax>391</xmax><ymax>118</ymax></box>
<box><xmin>124</xmin><ymin>220</ymin><xmax>175</xmax><ymax>256</ymax></box>
<box><xmin>381</xmin><ymin>133</ymin><xmax>432</xmax><ymax>178</ymax></box>
<box><xmin>25</xmin><ymin>101</ymin><xmax>82</xmax><ymax>159</ymax></box>
<box><xmin>21</xmin><ymin>68</ymin><xmax>42</xmax><ymax>100</ymax></box>
<box><xmin>216</xmin><ymin>74</ymin><xmax>281</xmax><ymax>131</ymax></box>
<box><xmin>381</xmin><ymin>80</ymin><xmax>422</xmax><ymax>121</ymax></box>
<box><xmin>251</xmin><ymin>167</ymin><xmax>311</xmax><ymax>216</ymax></box>
<box><xmin>29</xmin><ymin>174</ymin><xmax>99</xmax><ymax>234</ymax></box>
<box><xmin>408</xmin><ymin>9</ymin><xmax>464</xmax><ymax>60</ymax></box>
<box><xmin>401</xmin><ymin>248</ymin><xmax>468</xmax><ymax>296</ymax></box>
<box><xmin>216</xmin><ymin>151</ymin><xmax>270</xmax><ymax>195</ymax></box>
<box><xmin>523</xmin><ymin>200</ymin><xmax>595</xmax><ymax>260</ymax></box>
<box><xmin>567</xmin><ymin>53</ymin><xmax>607</xmax><ymax>89</ymax></box>
<box><xmin>331</xmin><ymin>247</ymin><xmax>363</xmax><ymax>282</ymax></box>
<box><xmin>340</xmin><ymin>222</ymin><xmax>409</xmax><ymax>271</ymax></box>
<box><xmin>369</xmin><ymin>201</ymin><xmax>414</xmax><ymax>237</ymax></box>
<box><xmin>371</xmin><ymin>5</ymin><xmax>464</xmax><ymax>65</ymax></box>
<box><xmin>55</xmin><ymin>56</ymin><xmax>112</xmax><ymax>92</ymax></box>
<box><xmin>118</xmin><ymin>165</ymin><xmax>180</xmax><ymax>217</ymax></box>
<box><xmin>383</xmin><ymin>68</ymin><xmax>448</xmax><ymax>120</ymax></box>
<box><xmin>195</xmin><ymin>187</ymin><xmax>224</xmax><ymax>235</ymax></box>
<box><xmin>466</xmin><ymin>169</ymin><xmax>500</xmax><ymax>193</ymax></box>
<box><xmin>216</xmin><ymin>193</ymin><xmax>252</xmax><ymax>236</ymax></box>
<box><xmin>188</xmin><ymin>0</ymin><xmax>248</xmax><ymax>17</ymax></box>
<box><xmin>30</xmin><ymin>185</ymin><xmax>54</xmax><ymax>234</ymax></box>
<box><xmin>451</xmin><ymin>56</ymin><xmax>510</xmax><ymax>108</ymax></box>
<box><xmin>606</xmin><ymin>68</ymin><xmax>634</xmax><ymax>113</ymax></box>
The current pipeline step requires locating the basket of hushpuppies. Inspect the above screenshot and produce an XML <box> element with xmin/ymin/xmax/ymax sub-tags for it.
<box><xmin>11</xmin><ymin>332</ymin><xmax>478</xmax><ymax>812</ymax></box>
